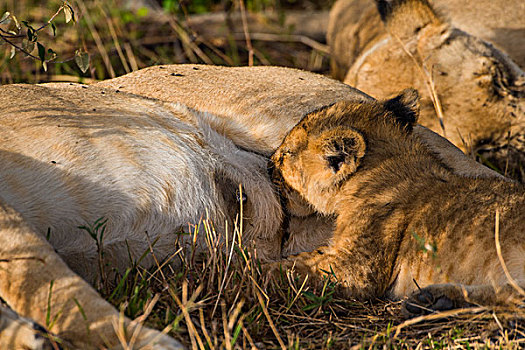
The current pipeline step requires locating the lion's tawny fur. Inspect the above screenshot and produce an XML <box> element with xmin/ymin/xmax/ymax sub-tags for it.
<box><xmin>272</xmin><ymin>91</ymin><xmax>525</xmax><ymax>310</ymax></box>
<box><xmin>328</xmin><ymin>0</ymin><xmax>525</xmax><ymax>180</ymax></box>
<box><xmin>0</xmin><ymin>82</ymin><xmax>285</xmax><ymax>348</ymax></box>
<box><xmin>94</xmin><ymin>64</ymin><xmax>506</xmax><ymax>253</ymax></box>
<box><xmin>95</xmin><ymin>64</ymin><xmax>370</xmax><ymax>156</ymax></box>
<box><xmin>0</xmin><ymin>65</ymin><xmax>508</xmax><ymax>346</ymax></box>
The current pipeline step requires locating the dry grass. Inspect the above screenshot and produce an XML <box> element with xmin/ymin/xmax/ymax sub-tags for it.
<box><xmin>100</xmin><ymin>217</ymin><xmax>525</xmax><ymax>349</ymax></box>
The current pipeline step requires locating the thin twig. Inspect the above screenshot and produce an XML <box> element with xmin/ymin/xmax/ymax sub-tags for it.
<box><xmin>234</xmin><ymin>32</ymin><xmax>329</xmax><ymax>54</ymax></box>
<box><xmin>128</xmin><ymin>293</ymin><xmax>160</xmax><ymax>349</ymax></box>
<box><xmin>99</xmin><ymin>4</ymin><xmax>130</xmax><ymax>73</ymax></box>
<box><xmin>199</xmin><ymin>308</ymin><xmax>214</xmax><ymax>350</ymax></box>
<box><xmin>494</xmin><ymin>209</ymin><xmax>525</xmax><ymax>296</ymax></box>
<box><xmin>123</xmin><ymin>42</ymin><xmax>139</xmax><ymax>71</ymax></box>
<box><xmin>34</xmin><ymin>4</ymin><xmax>67</xmax><ymax>32</ymax></box>
<box><xmin>171</xmin><ymin>282</ymin><xmax>205</xmax><ymax>350</ymax></box>
<box><xmin>221</xmin><ymin>301</ymin><xmax>232</xmax><ymax>350</ymax></box>
<box><xmin>212</xmin><ymin>218</ymin><xmax>237</xmax><ymax>318</ymax></box>
<box><xmin>255</xmin><ymin>288</ymin><xmax>286</xmax><ymax>350</ymax></box>
<box><xmin>238</xmin><ymin>0</ymin><xmax>253</xmax><ymax>66</ymax></box>
<box><xmin>389</xmin><ymin>32</ymin><xmax>446</xmax><ymax>137</ymax></box>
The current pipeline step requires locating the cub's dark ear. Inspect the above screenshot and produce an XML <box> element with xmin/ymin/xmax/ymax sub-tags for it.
<box><xmin>375</xmin><ymin>0</ymin><xmax>441</xmax><ymax>38</ymax></box>
<box><xmin>383</xmin><ymin>88</ymin><xmax>420</xmax><ymax>130</ymax></box>
<box><xmin>317</xmin><ymin>128</ymin><xmax>366</xmax><ymax>176</ymax></box>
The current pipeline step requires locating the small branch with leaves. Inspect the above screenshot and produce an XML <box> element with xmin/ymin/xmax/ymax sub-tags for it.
<box><xmin>0</xmin><ymin>1</ymin><xmax>89</xmax><ymax>73</ymax></box>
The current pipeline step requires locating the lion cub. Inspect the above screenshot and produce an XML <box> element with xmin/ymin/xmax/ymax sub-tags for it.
<box><xmin>272</xmin><ymin>89</ymin><xmax>525</xmax><ymax>314</ymax></box>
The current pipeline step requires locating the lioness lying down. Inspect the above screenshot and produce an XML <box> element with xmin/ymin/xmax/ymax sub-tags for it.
<box><xmin>0</xmin><ymin>66</ymin><xmax>503</xmax><ymax>348</ymax></box>
<box><xmin>271</xmin><ymin>88</ymin><xmax>525</xmax><ymax>314</ymax></box>
<box><xmin>0</xmin><ymin>83</ymin><xmax>286</xmax><ymax>349</ymax></box>
<box><xmin>328</xmin><ymin>0</ymin><xmax>525</xmax><ymax>180</ymax></box>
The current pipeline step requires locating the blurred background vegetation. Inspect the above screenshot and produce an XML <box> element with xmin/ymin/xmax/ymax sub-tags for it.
<box><xmin>0</xmin><ymin>0</ymin><xmax>335</xmax><ymax>84</ymax></box>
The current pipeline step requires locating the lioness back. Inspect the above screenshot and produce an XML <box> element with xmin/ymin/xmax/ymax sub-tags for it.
<box><xmin>95</xmin><ymin>64</ymin><xmax>503</xmax><ymax>180</ymax></box>
<box><xmin>95</xmin><ymin>64</ymin><xmax>370</xmax><ymax>155</ymax></box>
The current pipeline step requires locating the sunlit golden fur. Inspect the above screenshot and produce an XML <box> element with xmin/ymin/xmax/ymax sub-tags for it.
<box><xmin>0</xmin><ymin>65</ymin><xmax>507</xmax><ymax>347</ymax></box>
<box><xmin>272</xmin><ymin>89</ymin><xmax>525</xmax><ymax>313</ymax></box>
<box><xmin>0</xmin><ymin>82</ymin><xmax>284</xmax><ymax>349</ymax></box>
<box><xmin>328</xmin><ymin>0</ymin><xmax>525</xmax><ymax>180</ymax></box>
<box><xmin>96</xmin><ymin>64</ymin><xmax>503</xmax><ymax>256</ymax></box>
<box><xmin>95</xmin><ymin>64</ymin><xmax>370</xmax><ymax>156</ymax></box>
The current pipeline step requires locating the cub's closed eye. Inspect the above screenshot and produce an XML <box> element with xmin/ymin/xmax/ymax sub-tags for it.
<box><xmin>276</xmin><ymin>150</ymin><xmax>292</xmax><ymax>166</ymax></box>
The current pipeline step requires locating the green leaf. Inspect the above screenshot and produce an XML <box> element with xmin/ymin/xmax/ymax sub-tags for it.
<box><xmin>75</xmin><ymin>49</ymin><xmax>90</xmax><ymax>73</ymax></box>
<box><xmin>64</xmin><ymin>4</ymin><xmax>75</xmax><ymax>23</ymax></box>
<box><xmin>37</xmin><ymin>42</ymin><xmax>46</xmax><ymax>62</ymax></box>
<box><xmin>136</xmin><ymin>7</ymin><xmax>148</xmax><ymax>17</ymax></box>
<box><xmin>21</xmin><ymin>20</ymin><xmax>33</xmax><ymax>29</ymax></box>
<box><xmin>121</xmin><ymin>12</ymin><xmax>134</xmax><ymax>24</ymax></box>
<box><xmin>50</xmin><ymin>22</ymin><xmax>56</xmax><ymax>36</ymax></box>
<box><xmin>162</xmin><ymin>0</ymin><xmax>174</xmax><ymax>12</ymax></box>
<box><xmin>231</xmin><ymin>323</ymin><xmax>242</xmax><ymax>347</ymax></box>
<box><xmin>0</xmin><ymin>12</ymin><xmax>10</xmax><ymax>24</ymax></box>
<box><xmin>47</xmin><ymin>48</ymin><xmax>57</xmax><ymax>60</ymax></box>
<box><xmin>25</xmin><ymin>25</ymin><xmax>37</xmax><ymax>42</ymax></box>
<box><xmin>302</xmin><ymin>291</ymin><xmax>319</xmax><ymax>302</ymax></box>
<box><xmin>37</xmin><ymin>43</ymin><xmax>48</xmax><ymax>71</ymax></box>
<box><xmin>46</xmin><ymin>280</ymin><xmax>55</xmax><ymax>327</ymax></box>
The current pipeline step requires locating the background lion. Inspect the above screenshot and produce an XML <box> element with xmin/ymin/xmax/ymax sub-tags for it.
<box><xmin>328</xmin><ymin>0</ymin><xmax>525</xmax><ymax>181</ymax></box>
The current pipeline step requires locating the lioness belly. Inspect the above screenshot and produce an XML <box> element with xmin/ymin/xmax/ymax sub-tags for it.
<box><xmin>0</xmin><ymin>84</ymin><xmax>225</xmax><ymax>281</ymax></box>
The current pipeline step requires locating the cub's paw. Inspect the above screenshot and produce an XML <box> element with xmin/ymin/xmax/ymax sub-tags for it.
<box><xmin>0</xmin><ymin>305</ymin><xmax>61</xmax><ymax>350</ymax></box>
<box><xmin>262</xmin><ymin>258</ymin><xmax>312</xmax><ymax>288</ymax></box>
<box><xmin>403</xmin><ymin>284</ymin><xmax>476</xmax><ymax>318</ymax></box>
<box><xmin>263</xmin><ymin>249</ymin><xmax>332</xmax><ymax>285</ymax></box>
<box><xmin>263</xmin><ymin>260</ymin><xmax>295</xmax><ymax>281</ymax></box>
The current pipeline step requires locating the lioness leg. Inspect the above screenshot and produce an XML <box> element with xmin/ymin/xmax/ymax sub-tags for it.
<box><xmin>403</xmin><ymin>283</ymin><xmax>525</xmax><ymax>317</ymax></box>
<box><xmin>0</xmin><ymin>203</ymin><xmax>183</xmax><ymax>349</ymax></box>
<box><xmin>0</xmin><ymin>304</ymin><xmax>55</xmax><ymax>350</ymax></box>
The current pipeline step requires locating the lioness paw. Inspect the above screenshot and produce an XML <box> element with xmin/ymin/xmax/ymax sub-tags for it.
<box><xmin>0</xmin><ymin>305</ymin><xmax>60</xmax><ymax>350</ymax></box>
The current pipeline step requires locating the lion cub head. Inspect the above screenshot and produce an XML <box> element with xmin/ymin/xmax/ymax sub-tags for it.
<box><xmin>272</xmin><ymin>89</ymin><xmax>419</xmax><ymax>215</ymax></box>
